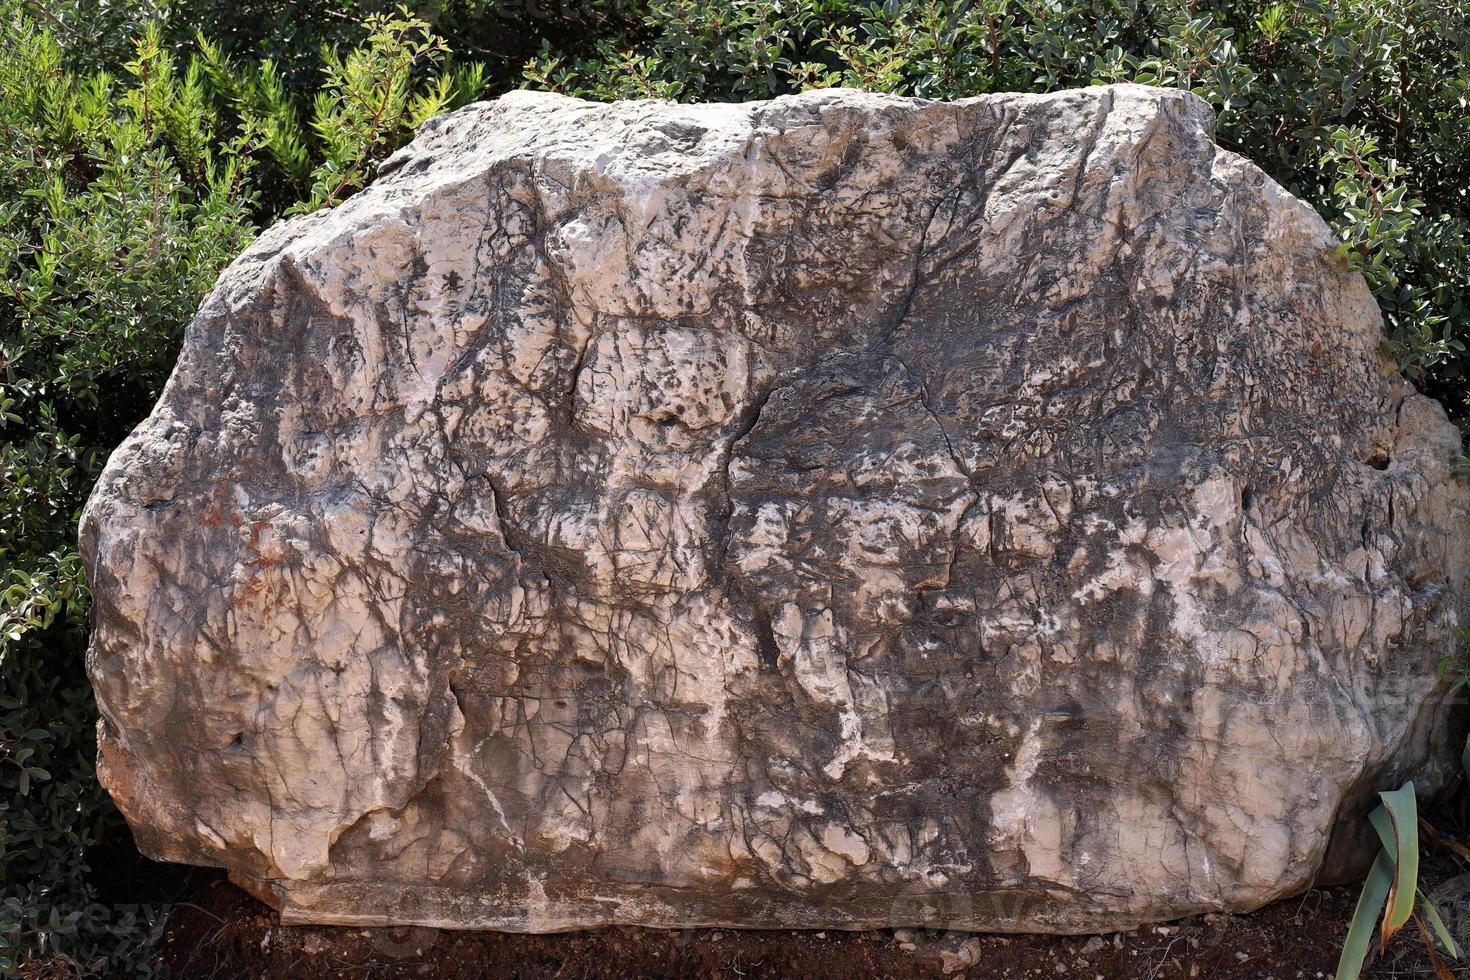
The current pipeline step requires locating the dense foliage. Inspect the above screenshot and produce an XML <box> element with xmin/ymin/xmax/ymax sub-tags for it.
<box><xmin>0</xmin><ymin>2</ymin><xmax>495</xmax><ymax>971</ymax></box>
<box><xmin>0</xmin><ymin>0</ymin><xmax>1466</xmax><ymax>974</ymax></box>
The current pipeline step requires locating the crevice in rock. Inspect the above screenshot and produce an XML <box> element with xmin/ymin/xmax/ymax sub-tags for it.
<box><xmin>484</xmin><ymin>474</ymin><xmax>525</xmax><ymax>561</ymax></box>
<box><xmin>876</xmin><ymin>186</ymin><xmax>959</xmax><ymax>351</ymax></box>
<box><xmin>709</xmin><ymin>382</ymin><xmax>785</xmax><ymax>673</ymax></box>
<box><xmin>563</xmin><ymin>323</ymin><xmax>598</xmax><ymax>430</ymax></box>
<box><xmin>752</xmin><ymin>606</ymin><xmax>781</xmax><ymax>670</ymax></box>
<box><xmin>1067</xmin><ymin>88</ymin><xmax>1116</xmax><ymax>212</ymax></box>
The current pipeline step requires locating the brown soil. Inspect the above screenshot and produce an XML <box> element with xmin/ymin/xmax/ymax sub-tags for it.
<box><xmin>53</xmin><ymin>804</ymin><xmax>1470</xmax><ymax>979</ymax></box>
<box><xmin>145</xmin><ymin>867</ymin><xmax>1462</xmax><ymax>980</ymax></box>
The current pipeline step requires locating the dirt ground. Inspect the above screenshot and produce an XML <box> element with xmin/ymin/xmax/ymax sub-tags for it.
<box><xmin>130</xmin><ymin>861</ymin><xmax>1468</xmax><ymax>980</ymax></box>
<box><xmin>50</xmin><ymin>802</ymin><xmax>1470</xmax><ymax>979</ymax></box>
<box><xmin>152</xmin><ymin>874</ymin><xmax>1348</xmax><ymax>979</ymax></box>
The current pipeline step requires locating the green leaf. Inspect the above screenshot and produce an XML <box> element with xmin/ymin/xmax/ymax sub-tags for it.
<box><xmin>1418</xmin><ymin>890</ymin><xmax>1460</xmax><ymax>959</ymax></box>
<box><xmin>1336</xmin><ymin>850</ymin><xmax>1394</xmax><ymax>980</ymax></box>
<box><xmin>1375</xmin><ymin>783</ymin><xmax>1420</xmax><ymax>937</ymax></box>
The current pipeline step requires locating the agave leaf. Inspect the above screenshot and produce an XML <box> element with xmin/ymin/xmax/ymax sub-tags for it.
<box><xmin>1336</xmin><ymin>850</ymin><xmax>1394</xmax><ymax>980</ymax></box>
<box><xmin>1377</xmin><ymin>783</ymin><xmax>1420</xmax><ymax>942</ymax></box>
<box><xmin>1418</xmin><ymin>889</ymin><xmax>1460</xmax><ymax>959</ymax></box>
<box><xmin>1369</xmin><ymin>803</ymin><xmax>1395</xmax><ymax>855</ymax></box>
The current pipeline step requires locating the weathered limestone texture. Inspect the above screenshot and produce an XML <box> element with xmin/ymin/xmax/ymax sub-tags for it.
<box><xmin>83</xmin><ymin>84</ymin><xmax>1470</xmax><ymax>933</ymax></box>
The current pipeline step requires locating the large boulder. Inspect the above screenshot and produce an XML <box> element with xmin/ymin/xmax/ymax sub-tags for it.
<box><xmin>82</xmin><ymin>85</ymin><xmax>1470</xmax><ymax>933</ymax></box>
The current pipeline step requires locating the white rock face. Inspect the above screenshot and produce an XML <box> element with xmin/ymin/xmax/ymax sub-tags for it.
<box><xmin>83</xmin><ymin>85</ymin><xmax>1470</xmax><ymax>933</ymax></box>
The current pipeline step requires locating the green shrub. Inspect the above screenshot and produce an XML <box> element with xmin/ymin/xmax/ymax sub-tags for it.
<box><xmin>152</xmin><ymin>0</ymin><xmax>636</xmax><ymax>92</ymax></box>
<box><xmin>527</xmin><ymin>0</ymin><xmax>1470</xmax><ymax>419</ymax></box>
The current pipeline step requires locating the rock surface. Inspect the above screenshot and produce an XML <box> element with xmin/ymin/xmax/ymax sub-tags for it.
<box><xmin>83</xmin><ymin>84</ymin><xmax>1470</xmax><ymax>933</ymax></box>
